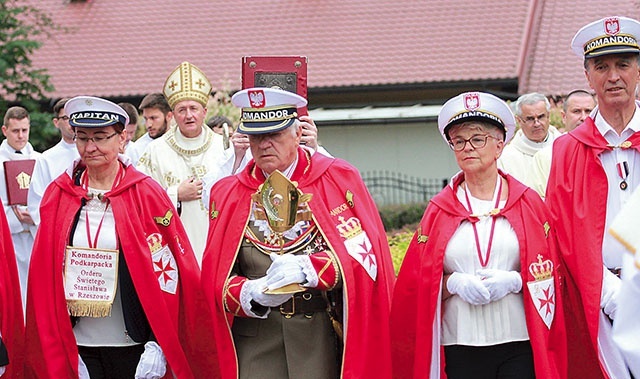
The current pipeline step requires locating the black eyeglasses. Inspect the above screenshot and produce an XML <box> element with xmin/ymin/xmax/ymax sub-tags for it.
<box><xmin>74</xmin><ymin>132</ymin><xmax>119</xmax><ymax>146</ymax></box>
<box><xmin>519</xmin><ymin>113</ymin><xmax>548</xmax><ymax>125</ymax></box>
<box><xmin>448</xmin><ymin>134</ymin><xmax>498</xmax><ymax>151</ymax></box>
<box><xmin>54</xmin><ymin>115</ymin><xmax>70</xmax><ymax>121</ymax></box>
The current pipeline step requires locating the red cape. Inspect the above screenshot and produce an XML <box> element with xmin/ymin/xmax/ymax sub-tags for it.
<box><xmin>0</xmin><ymin>202</ymin><xmax>25</xmax><ymax>378</ymax></box>
<box><xmin>25</xmin><ymin>163</ymin><xmax>219</xmax><ymax>378</ymax></box>
<box><xmin>201</xmin><ymin>148</ymin><xmax>395</xmax><ymax>379</ymax></box>
<box><xmin>546</xmin><ymin>117</ymin><xmax>640</xmax><ymax>379</ymax></box>
<box><xmin>390</xmin><ymin>172</ymin><xmax>567</xmax><ymax>379</ymax></box>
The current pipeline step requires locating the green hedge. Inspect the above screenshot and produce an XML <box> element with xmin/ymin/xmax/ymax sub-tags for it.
<box><xmin>378</xmin><ymin>202</ymin><xmax>427</xmax><ymax>231</ymax></box>
<box><xmin>387</xmin><ymin>230</ymin><xmax>413</xmax><ymax>274</ymax></box>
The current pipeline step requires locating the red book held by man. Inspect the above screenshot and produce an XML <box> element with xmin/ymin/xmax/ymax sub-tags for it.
<box><xmin>242</xmin><ymin>56</ymin><xmax>308</xmax><ymax>115</ymax></box>
<box><xmin>3</xmin><ymin>159</ymin><xmax>35</xmax><ymax>205</ymax></box>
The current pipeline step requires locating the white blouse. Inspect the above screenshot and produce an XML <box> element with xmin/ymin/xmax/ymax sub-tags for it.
<box><xmin>441</xmin><ymin>186</ymin><xmax>529</xmax><ymax>346</ymax></box>
<box><xmin>72</xmin><ymin>187</ymin><xmax>139</xmax><ymax>347</ymax></box>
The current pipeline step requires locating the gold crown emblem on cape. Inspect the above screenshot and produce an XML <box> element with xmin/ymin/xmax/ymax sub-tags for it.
<box><xmin>163</xmin><ymin>61</ymin><xmax>212</xmax><ymax>109</ymax></box>
<box><xmin>336</xmin><ymin>215</ymin><xmax>363</xmax><ymax>240</ymax></box>
<box><xmin>528</xmin><ymin>254</ymin><xmax>554</xmax><ymax>281</ymax></box>
<box><xmin>146</xmin><ymin>233</ymin><xmax>164</xmax><ymax>254</ymax></box>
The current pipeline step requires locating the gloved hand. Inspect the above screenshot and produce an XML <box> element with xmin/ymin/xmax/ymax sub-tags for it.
<box><xmin>244</xmin><ymin>276</ymin><xmax>293</xmax><ymax>307</ymax></box>
<box><xmin>446</xmin><ymin>272</ymin><xmax>491</xmax><ymax>305</ymax></box>
<box><xmin>476</xmin><ymin>269</ymin><xmax>522</xmax><ymax>302</ymax></box>
<box><xmin>601</xmin><ymin>268</ymin><xmax>621</xmax><ymax>320</ymax></box>
<box><xmin>0</xmin><ymin>365</ymin><xmax>5</xmax><ymax>377</ymax></box>
<box><xmin>135</xmin><ymin>341</ymin><xmax>167</xmax><ymax>379</ymax></box>
<box><xmin>78</xmin><ymin>355</ymin><xmax>90</xmax><ymax>379</ymax></box>
<box><xmin>266</xmin><ymin>253</ymin><xmax>316</xmax><ymax>290</ymax></box>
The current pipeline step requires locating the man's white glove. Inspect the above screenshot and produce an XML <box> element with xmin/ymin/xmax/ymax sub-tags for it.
<box><xmin>266</xmin><ymin>253</ymin><xmax>317</xmax><ymax>290</ymax></box>
<box><xmin>242</xmin><ymin>277</ymin><xmax>293</xmax><ymax>308</ymax></box>
<box><xmin>446</xmin><ymin>272</ymin><xmax>491</xmax><ymax>305</ymax></box>
<box><xmin>78</xmin><ymin>355</ymin><xmax>90</xmax><ymax>379</ymax></box>
<box><xmin>476</xmin><ymin>269</ymin><xmax>522</xmax><ymax>302</ymax></box>
<box><xmin>135</xmin><ymin>341</ymin><xmax>167</xmax><ymax>379</ymax></box>
<box><xmin>0</xmin><ymin>365</ymin><xmax>5</xmax><ymax>377</ymax></box>
<box><xmin>601</xmin><ymin>268</ymin><xmax>621</xmax><ymax>320</ymax></box>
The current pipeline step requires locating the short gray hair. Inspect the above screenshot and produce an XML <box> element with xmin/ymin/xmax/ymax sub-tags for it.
<box><xmin>514</xmin><ymin>93</ymin><xmax>550</xmax><ymax>116</ymax></box>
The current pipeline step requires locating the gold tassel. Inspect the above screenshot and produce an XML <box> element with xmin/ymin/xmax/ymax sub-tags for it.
<box><xmin>67</xmin><ymin>300</ymin><xmax>113</xmax><ymax>318</ymax></box>
<box><xmin>329</xmin><ymin>314</ymin><xmax>344</xmax><ymax>341</ymax></box>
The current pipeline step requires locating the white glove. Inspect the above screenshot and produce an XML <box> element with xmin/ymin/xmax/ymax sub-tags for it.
<box><xmin>135</xmin><ymin>341</ymin><xmax>167</xmax><ymax>379</ymax></box>
<box><xmin>0</xmin><ymin>365</ymin><xmax>5</xmax><ymax>377</ymax></box>
<box><xmin>266</xmin><ymin>253</ymin><xmax>317</xmax><ymax>290</ymax></box>
<box><xmin>476</xmin><ymin>269</ymin><xmax>522</xmax><ymax>302</ymax></box>
<box><xmin>243</xmin><ymin>277</ymin><xmax>293</xmax><ymax>308</ymax></box>
<box><xmin>446</xmin><ymin>272</ymin><xmax>491</xmax><ymax>305</ymax></box>
<box><xmin>601</xmin><ymin>268</ymin><xmax>621</xmax><ymax>320</ymax></box>
<box><xmin>78</xmin><ymin>355</ymin><xmax>90</xmax><ymax>379</ymax></box>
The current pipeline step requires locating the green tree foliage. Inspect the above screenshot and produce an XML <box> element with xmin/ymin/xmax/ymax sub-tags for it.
<box><xmin>206</xmin><ymin>81</ymin><xmax>241</xmax><ymax>130</ymax></box>
<box><xmin>0</xmin><ymin>0</ymin><xmax>59</xmax><ymax>151</ymax></box>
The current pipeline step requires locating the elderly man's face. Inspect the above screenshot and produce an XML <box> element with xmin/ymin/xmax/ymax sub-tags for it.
<box><xmin>517</xmin><ymin>101</ymin><xmax>550</xmax><ymax>143</ymax></box>
<box><xmin>248</xmin><ymin>126</ymin><xmax>302</xmax><ymax>175</ymax></box>
<box><xmin>585</xmin><ymin>53</ymin><xmax>640</xmax><ymax>112</ymax></box>
<box><xmin>173</xmin><ymin>100</ymin><xmax>206</xmax><ymax>138</ymax></box>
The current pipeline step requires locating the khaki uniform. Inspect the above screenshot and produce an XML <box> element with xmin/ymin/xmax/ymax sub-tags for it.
<box><xmin>231</xmin><ymin>223</ymin><xmax>340</xmax><ymax>379</ymax></box>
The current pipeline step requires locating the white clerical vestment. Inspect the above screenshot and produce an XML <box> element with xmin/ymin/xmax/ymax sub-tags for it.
<box><xmin>498</xmin><ymin>126</ymin><xmax>562</xmax><ymax>187</ymax></box>
<box><xmin>126</xmin><ymin>132</ymin><xmax>152</xmax><ymax>166</ymax></box>
<box><xmin>0</xmin><ymin>140</ymin><xmax>41</xmax><ymax>310</ymax></box>
<box><xmin>27</xmin><ymin>139</ymin><xmax>79</xmax><ymax>227</ymax></box>
<box><xmin>137</xmin><ymin>126</ymin><xmax>231</xmax><ymax>265</ymax></box>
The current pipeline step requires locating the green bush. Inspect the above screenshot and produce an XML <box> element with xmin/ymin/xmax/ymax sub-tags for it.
<box><xmin>378</xmin><ymin>202</ymin><xmax>427</xmax><ymax>231</ymax></box>
<box><xmin>387</xmin><ymin>230</ymin><xmax>413</xmax><ymax>274</ymax></box>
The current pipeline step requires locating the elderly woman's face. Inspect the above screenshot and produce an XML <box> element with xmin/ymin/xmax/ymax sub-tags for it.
<box><xmin>447</xmin><ymin>122</ymin><xmax>504</xmax><ymax>174</ymax></box>
<box><xmin>75</xmin><ymin>125</ymin><xmax>125</xmax><ymax>170</ymax></box>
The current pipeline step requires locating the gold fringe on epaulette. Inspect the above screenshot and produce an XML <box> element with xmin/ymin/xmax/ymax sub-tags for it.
<box><xmin>67</xmin><ymin>300</ymin><xmax>113</xmax><ymax>318</ymax></box>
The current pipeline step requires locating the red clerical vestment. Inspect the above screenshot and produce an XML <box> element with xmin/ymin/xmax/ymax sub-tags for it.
<box><xmin>25</xmin><ymin>161</ymin><xmax>219</xmax><ymax>378</ymax></box>
<box><xmin>391</xmin><ymin>172</ymin><xmax>567</xmax><ymax>379</ymax></box>
<box><xmin>546</xmin><ymin>117</ymin><xmax>640</xmax><ymax>379</ymax></box>
<box><xmin>201</xmin><ymin>148</ymin><xmax>395</xmax><ymax>379</ymax></box>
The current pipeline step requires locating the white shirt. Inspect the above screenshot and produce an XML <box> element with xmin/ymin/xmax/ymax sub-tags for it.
<box><xmin>593</xmin><ymin>107</ymin><xmax>640</xmax><ymax>269</ymax></box>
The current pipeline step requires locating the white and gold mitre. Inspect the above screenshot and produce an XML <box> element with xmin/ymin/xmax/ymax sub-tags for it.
<box><xmin>163</xmin><ymin>61</ymin><xmax>212</xmax><ymax>109</ymax></box>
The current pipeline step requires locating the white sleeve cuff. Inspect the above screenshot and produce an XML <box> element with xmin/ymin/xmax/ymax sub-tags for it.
<box><xmin>299</xmin><ymin>255</ymin><xmax>319</xmax><ymax>288</ymax></box>
<box><xmin>239</xmin><ymin>280</ymin><xmax>270</xmax><ymax>319</ymax></box>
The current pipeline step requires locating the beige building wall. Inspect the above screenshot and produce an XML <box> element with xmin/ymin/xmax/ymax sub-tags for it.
<box><xmin>318</xmin><ymin>121</ymin><xmax>459</xmax><ymax>182</ymax></box>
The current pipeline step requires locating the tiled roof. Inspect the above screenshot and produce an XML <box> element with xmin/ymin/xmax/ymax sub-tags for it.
<box><xmin>30</xmin><ymin>0</ymin><xmax>640</xmax><ymax>100</ymax></box>
<box><xmin>521</xmin><ymin>2</ymin><xmax>640</xmax><ymax>95</ymax></box>
<box><xmin>31</xmin><ymin>0</ymin><xmax>530</xmax><ymax>99</ymax></box>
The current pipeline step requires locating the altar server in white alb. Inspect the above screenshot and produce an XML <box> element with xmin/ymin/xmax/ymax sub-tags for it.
<box><xmin>0</xmin><ymin>106</ymin><xmax>40</xmax><ymax>309</ymax></box>
<box><xmin>28</xmin><ymin>98</ymin><xmax>80</xmax><ymax>229</ymax></box>
<box><xmin>137</xmin><ymin>61</ymin><xmax>233</xmax><ymax>265</ymax></box>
